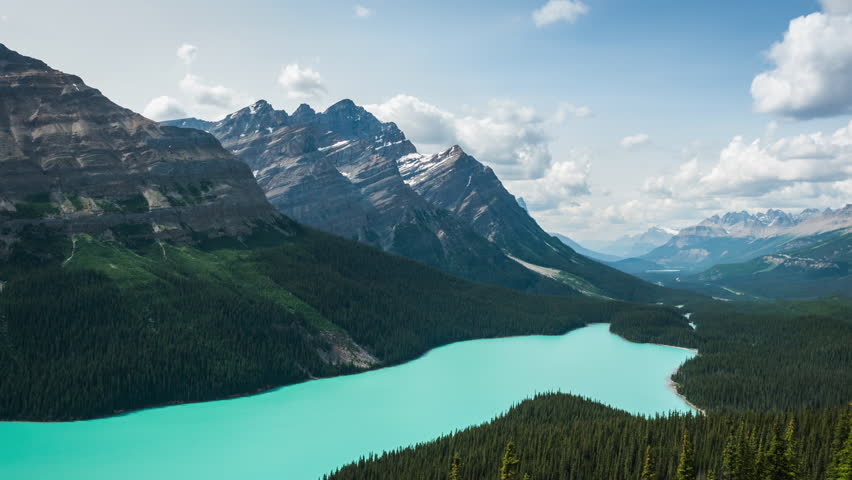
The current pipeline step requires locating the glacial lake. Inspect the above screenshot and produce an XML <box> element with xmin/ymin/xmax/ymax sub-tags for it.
<box><xmin>0</xmin><ymin>324</ymin><xmax>696</xmax><ymax>480</ymax></box>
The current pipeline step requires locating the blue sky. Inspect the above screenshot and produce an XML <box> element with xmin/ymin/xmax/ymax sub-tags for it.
<box><xmin>2</xmin><ymin>0</ymin><xmax>850</xmax><ymax>244</ymax></box>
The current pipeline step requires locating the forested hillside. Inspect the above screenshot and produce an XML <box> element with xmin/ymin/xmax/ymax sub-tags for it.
<box><xmin>0</xmin><ymin>222</ymin><xmax>681</xmax><ymax>421</ymax></box>
<box><xmin>610</xmin><ymin>297</ymin><xmax>852</xmax><ymax>411</ymax></box>
<box><xmin>327</xmin><ymin>394</ymin><xmax>852</xmax><ymax>480</ymax></box>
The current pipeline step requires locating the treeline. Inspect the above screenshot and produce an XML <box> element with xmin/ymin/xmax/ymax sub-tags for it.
<box><xmin>610</xmin><ymin>297</ymin><xmax>852</xmax><ymax>411</ymax></box>
<box><xmin>0</xmin><ymin>226</ymin><xmax>677</xmax><ymax>421</ymax></box>
<box><xmin>326</xmin><ymin>394</ymin><xmax>852</xmax><ymax>480</ymax></box>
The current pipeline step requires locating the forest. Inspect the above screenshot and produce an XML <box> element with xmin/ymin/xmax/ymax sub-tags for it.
<box><xmin>326</xmin><ymin>394</ymin><xmax>852</xmax><ymax>480</ymax></box>
<box><xmin>0</xmin><ymin>223</ymin><xmax>681</xmax><ymax>421</ymax></box>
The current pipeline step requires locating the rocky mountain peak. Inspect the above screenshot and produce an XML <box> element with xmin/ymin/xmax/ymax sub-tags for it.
<box><xmin>291</xmin><ymin>104</ymin><xmax>317</xmax><ymax>123</ymax></box>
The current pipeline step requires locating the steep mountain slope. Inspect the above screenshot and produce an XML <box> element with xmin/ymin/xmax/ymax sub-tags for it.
<box><xmin>552</xmin><ymin>233</ymin><xmax>622</xmax><ymax>262</ymax></box>
<box><xmin>164</xmin><ymin>101</ymin><xmax>579</xmax><ymax>296</ymax></box>
<box><xmin>397</xmin><ymin>146</ymin><xmax>676</xmax><ymax>301</ymax></box>
<box><xmin>168</xmin><ymin>102</ymin><xmax>685</xmax><ymax>302</ymax></box>
<box><xmin>0</xmin><ymin>44</ymin><xmax>277</xmax><ymax>255</ymax></box>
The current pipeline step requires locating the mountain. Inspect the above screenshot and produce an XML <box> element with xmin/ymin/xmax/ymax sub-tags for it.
<box><xmin>0</xmin><ymin>44</ymin><xmax>277</xmax><ymax>254</ymax></box>
<box><xmin>598</xmin><ymin>226</ymin><xmax>679</xmax><ymax>258</ymax></box>
<box><xmin>608</xmin><ymin>206</ymin><xmax>852</xmax><ymax>298</ymax></box>
<box><xmin>168</xmin><ymin>101</ymin><xmax>686</xmax><ymax>303</ymax></box>
<box><xmin>551</xmin><ymin>233</ymin><xmax>622</xmax><ymax>262</ymax></box>
<box><xmin>694</xmin><ymin>228</ymin><xmax>852</xmax><ymax>298</ymax></box>
<box><xmin>165</xmin><ymin>100</ymin><xmax>574</xmax><ymax>296</ymax></box>
<box><xmin>0</xmin><ymin>44</ymin><xmax>697</xmax><ymax>421</ymax></box>
<box><xmin>641</xmin><ymin>206</ymin><xmax>852</xmax><ymax>273</ymax></box>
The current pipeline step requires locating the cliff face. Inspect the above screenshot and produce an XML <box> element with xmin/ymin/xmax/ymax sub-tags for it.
<box><xmin>0</xmin><ymin>44</ymin><xmax>278</xmax><ymax>254</ymax></box>
<box><xmin>167</xmin><ymin>100</ymin><xmax>574</xmax><ymax>294</ymax></box>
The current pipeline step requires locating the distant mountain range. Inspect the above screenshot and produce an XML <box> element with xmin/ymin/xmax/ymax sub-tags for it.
<box><xmin>596</xmin><ymin>226</ymin><xmax>679</xmax><ymax>258</ymax></box>
<box><xmin>551</xmin><ymin>234</ymin><xmax>622</xmax><ymax>262</ymax></box>
<box><xmin>610</xmin><ymin>206</ymin><xmax>852</xmax><ymax>298</ymax></box>
<box><xmin>165</xmin><ymin>101</ymin><xmax>681</xmax><ymax>302</ymax></box>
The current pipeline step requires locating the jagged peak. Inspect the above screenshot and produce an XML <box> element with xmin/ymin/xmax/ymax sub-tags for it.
<box><xmin>292</xmin><ymin>103</ymin><xmax>317</xmax><ymax>117</ymax></box>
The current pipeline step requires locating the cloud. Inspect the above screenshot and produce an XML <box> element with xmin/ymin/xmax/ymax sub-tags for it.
<box><xmin>751</xmin><ymin>5</ymin><xmax>852</xmax><ymax>118</ymax></box>
<box><xmin>179</xmin><ymin>73</ymin><xmax>247</xmax><ymax>110</ymax></box>
<box><xmin>1</xmin><ymin>15</ymin><xmax>7</xmax><ymax>22</ymax></box>
<box><xmin>505</xmin><ymin>151</ymin><xmax>591</xmax><ymax>210</ymax></box>
<box><xmin>142</xmin><ymin>96</ymin><xmax>187</xmax><ymax>121</ymax></box>
<box><xmin>820</xmin><ymin>0</ymin><xmax>852</xmax><ymax>14</ymax></box>
<box><xmin>176</xmin><ymin>44</ymin><xmax>198</xmax><ymax>65</ymax></box>
<box><xmin>365</xmin><ymin>95</ymin><xmax>456</xmax><ymax>146</ymax></box>
<box><xmin>278</xmin><ymin>64</ymin><xmax>327</xmax><ymax>100</ymax></box>
<box><xmin>620</xmin><ymin>133</ymin><xmax>651</xmax><ymax>148</ymax></box>
<box><xmin>532</xmin><ymin>0</ymin><xmax>589</xmax><ymax>27</ymax></box>
<box><xmin>368</xmin><ymin>95</ymin><xmax>561</xmax><ymax>180</ymax></box>
<box><xmin>354</xmin><ymin>5</ymin><xmax>373</xmax><ymax>18</ymax></box>
<box><xmin>553</xmin><ymin>103</ymin><xmax>593</xmax><ymax>121</ymax></box>
<box><xmin>641</xmin><ymin>121</ymin><xmax>852</xmax><ymax>202</ymax></box>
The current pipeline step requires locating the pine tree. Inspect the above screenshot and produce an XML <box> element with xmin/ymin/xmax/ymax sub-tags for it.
<box><xmin>783</xmin><ymin>419</ymin><xmax>799</xmax><ymax>480</ymax></box>
<box><xmin>677</xmin><ymin>429</ymin><xmax>697</xmax><ymax>480</ymax></box>
<box><xmin>641</xmin><ymin>445</ymin><xmax>657</xmax><ymax>480</ymax></box>
<box><xmin>763</xmin><ymin>425</ymin><xmax>786</xmax><ymax>480</ymax></box>
<box><xmin>500</xmin><ymin>442</ymin><xmax>521</xmax><ymax>480</ymax></box>
<box><xmin>828</xmin><ymin>408</ymin><xmax>852</xmax><ymax>480</ymax></box>
<box><xmin>450</xmin><ymin>452</ymin><xmax>463</xmax><ymax>480</ymax></box>
<box><xmin>829</xmin><ymin>412</ymin><xmax>852</xmax><ymax>480</ymax></box>
<box><xmin>722</xmin><ymin>430</ymin><xmax>738</xmax><ymax>480</ymax></box>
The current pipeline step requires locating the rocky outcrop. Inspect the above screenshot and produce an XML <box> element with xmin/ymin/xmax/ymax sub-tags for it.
<box><xmin>0</xmin><ymin>43</ymin><xmax>279</xmax><ymax>254</ymax></box>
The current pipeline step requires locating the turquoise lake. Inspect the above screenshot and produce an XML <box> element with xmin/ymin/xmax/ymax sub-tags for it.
<box><xmin>0</xmin><ymin>323</ymin><xmax>696</xmax><ymax>480</ymax></box>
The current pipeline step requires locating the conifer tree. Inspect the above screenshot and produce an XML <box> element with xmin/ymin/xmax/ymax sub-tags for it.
<box><xmin>641</xmin><ymin>445</ymin><xmax>657</xmax><ymax>480</ymax></box>
<box><xmin>829</xmin><ymin>412</ymin><xmax>852</xmax><ymax>480</ymax></box>
<box><xmin>828</xmin><ymin>408</ymin><xmax>852</xmax><ymax>480</ymax></box>
<box><xmin>763</xmin><ymin>426</ymin><xmax>787</xmax><ymax>480</ymax></box>
<box><xmin>500</xmin><ymin>442</ymin><xmax>521</xmax><ymax>480</ymax></box>
<box><xmin>783</xmin><ymin>419</ymin><xmax>799</xmax><ymax>480</ymax></box>
<box><xmin>450</xmin><ymin>452</ymin><xmax>463</xmax><ymax>480</ymax></box>
<box><xmin>677</xmin><ymin>429</ymin><xmax>697</xmax><ymax>480</ymax></box>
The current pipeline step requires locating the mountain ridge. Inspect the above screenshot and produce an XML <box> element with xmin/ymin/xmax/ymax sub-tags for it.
<box><xmin>166</xmin><ymin>100</ymin><xmax>686</xmax><ymax>302</ymax></box>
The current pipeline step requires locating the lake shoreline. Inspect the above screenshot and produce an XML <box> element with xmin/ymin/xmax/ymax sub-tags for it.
<box><xmin>603</xmin><ymin>326</ymin><xmax>704</xmax><ymax>415</ymax></box>
<box><xmin>3</xmin><ymin>323</ymin><xmax>594</xmax><ymax>424</ymax></box>
<box><xmin>4</xmin><ymin>321</ymin><xmax>702</xmax><ymax>424</ymax></box>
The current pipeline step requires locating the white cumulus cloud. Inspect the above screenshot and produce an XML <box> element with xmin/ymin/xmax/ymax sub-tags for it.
<box><xmin>142</xmin><ymin>96</ymin><xmax>187</xmax><ymax>121</ymax></box>
<box><xmin>532</xmin><ymin>0</ymin><xmax>589</xmax><ymax>27</ymax></box>
<box><xmin>620</xmin><ymin>133</ymin><xmax>651</xmax><ymax>149</ymax></box>
<box><xmin>179</xmin><ymin>74</ymin><xmax>247</xmax><ymax>110</ymax></box>
<box><xmin>366</xmin><ymin>95</ymin><xmax>456</xmax><ymax>147</ymax></box>
<box><xmin>354</xmin><ymin>5</ymin><xmax>373</xmax><ymax>18</ymax></box>
<box><xmin>751</xmin><ymin>5</ymin><xmax>852</xmax><ymax>118</ymax></box>
<box><xmin>176</xmin><ymin>44</ymin><xmax>198</xmax><ymax>65</ymax></box>
<box><xmin>278</xmin><ymin>64</ymin><xmax>327</xmax><ymax>100</ymax></box>
<box><xmin>641</xmin><ymin>121</ymin><xmax>852</xmax><ymax>206</ymax></box>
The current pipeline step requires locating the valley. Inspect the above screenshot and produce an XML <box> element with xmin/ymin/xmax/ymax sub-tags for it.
<box><xmin>2</xmin><ymin>2</ymin><xmax>852</xmax><ymax>476</ymax></box>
